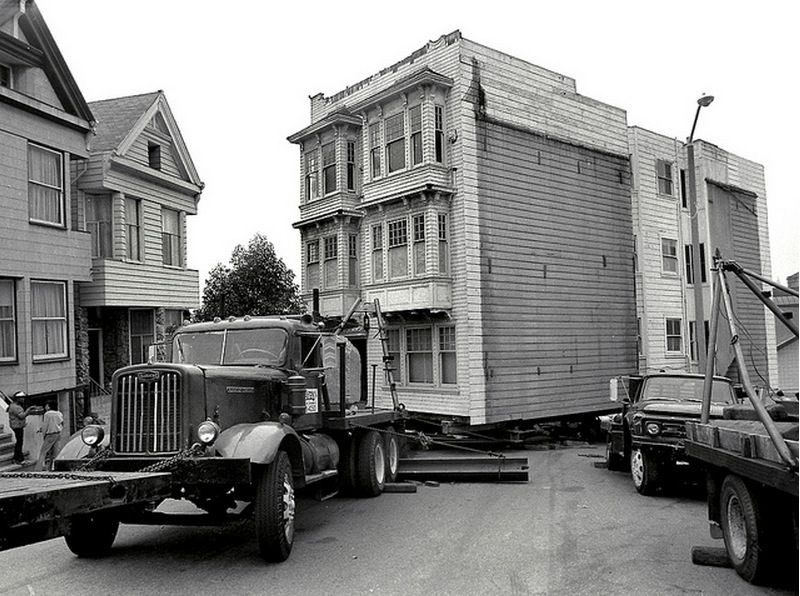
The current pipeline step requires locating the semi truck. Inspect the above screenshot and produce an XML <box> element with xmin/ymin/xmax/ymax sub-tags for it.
<box><xmin>3</xmin><ymin>301</ymin><xmax>407</xmax><ymax>562</ymax></box>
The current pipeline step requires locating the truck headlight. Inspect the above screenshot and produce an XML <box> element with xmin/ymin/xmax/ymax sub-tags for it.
<box><xmin>197</xmin><ymin>420</ymin><xmax>220</xmax><ymax>445</ymax></box>
<box><xmin>81</xmin><ymin>425</ymin><xmax>105</xmax><ymax>447</ymax></box>
<box><xmin>645</xmin><ymin>422</ymin><xmax>661</xmax><ymax>436</ymax></box>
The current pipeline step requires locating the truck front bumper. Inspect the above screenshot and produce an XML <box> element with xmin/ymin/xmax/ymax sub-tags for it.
<box><xmin>54</xmin><ymin>456</ymin><xmax>252</xmax><ymax>487</ymax></box>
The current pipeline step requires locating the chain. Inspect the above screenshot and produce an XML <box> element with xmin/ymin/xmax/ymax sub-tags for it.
<box><xmin>76</xmin><ymin>446</ymin><xmax>115</xmax><ymax>471</ymax></box>
<box><xmin>137</xmin><ymin>443</ymin><xmax>204</xmax><ymax>473</ymax></box>
<box><xmin>0</xmin><ymin>471</ymin><xmax>117</xmax><ymax>485</ymax></box>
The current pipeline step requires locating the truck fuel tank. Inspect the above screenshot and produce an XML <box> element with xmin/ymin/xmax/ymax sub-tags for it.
<box><xmin>299</xmin><ymin>433</ymin><xmax>340</xmax><ymax>474</ymax></box>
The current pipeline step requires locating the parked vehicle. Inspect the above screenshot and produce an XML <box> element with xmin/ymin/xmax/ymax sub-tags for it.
<box><xmin>49</xmin><ymin>302</ymin><xmax>405</xmax><ymax>562</ymax></box>
<box><xmin>605</xmin><ymin>372</ymin><xmax>738</xmax><ymax>495</ymax></box>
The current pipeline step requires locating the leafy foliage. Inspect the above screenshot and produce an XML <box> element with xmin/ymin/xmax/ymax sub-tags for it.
<box><xmin>197</xmin><ymin>234</ymin><xmax>304</xmax><ymax>320</ymax></box>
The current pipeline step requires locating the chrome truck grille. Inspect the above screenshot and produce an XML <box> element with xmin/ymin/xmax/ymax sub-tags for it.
<box><xmin>114</xmin><ymin>370</ymin><xmax>182</xmax><ymax>454</ymax></box>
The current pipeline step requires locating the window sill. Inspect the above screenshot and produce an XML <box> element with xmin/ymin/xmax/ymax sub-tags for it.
<box><xmin>0</xmin><ymin>359</ymin><xmax>19</xmax><ymax>366</ymax></box>
<box><xmin>29</xmin><ymin>219</ymin><xmax>66</xmax><ymax>230</ymax></box>
<box><xmin>162</xmin><ymin>264</ymin><xmax>184</xmax><ymax>270</ymax></box>
<box><xmin>32</xmin><ymin>355</ymin><xmax>70</xmax><ymax>364</ymax></box>
<box><xmin>664</xmin><ymin>353</ymin><xmax>685</xmax><ymax>358</ymax></box>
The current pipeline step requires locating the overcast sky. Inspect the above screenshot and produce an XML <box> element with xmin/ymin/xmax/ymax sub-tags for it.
<box><xmin>38</xmin><ymin>0</ymin><xmax>798</xmax><ymax>286</ymax></box>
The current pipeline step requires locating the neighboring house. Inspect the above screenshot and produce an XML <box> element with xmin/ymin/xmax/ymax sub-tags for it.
<box><xmin>288</xmin><ymin>31</ymin><xmax>637</xmax><ymax>426</ymax></box>
<box><xmin>774</xmin><ymin>272</ymin><xmax>798</xmax><ymax>396</ymax></box>
<box><xmin>629</xmin><ymin>127</ymin><xmax>777</xmax><ymax>384</ymax></box>
<box><xmin>0</xmin><ymin>0</ymin><xmax>94</xmax><ymax>435</ymax></box>
<box><xmin>73</xmin><ymin>91</ymin><xmax>204</xmax><ymax>392</ymax></box>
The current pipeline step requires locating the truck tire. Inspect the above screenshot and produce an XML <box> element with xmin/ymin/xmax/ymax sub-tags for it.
<box><xmin>255</xmin><ymin>450</ymin><xmax>295</xmax><ymax>562</ymax></box>
<box><xmin>720</xmin><ymin>474</ymin><xmax>772</xmax><ymax>584</ymax></box>
<box><xmin>64</xmin><ymin>512</ymin><xmax>119</xmax><ymax>558</ymax></box>
<box><xmin>356</xmin><ymin>430</ymin><xmax>386</xmax><ymax>497</ymax></box>
<box><xmin>630</xmin><ymin>447</ymin><xmax>660</xmax><ymax>495</ymax></box>
<box><xmin>384</xmin><ymin>426</ymin><xmax>400</xmax><ymax>483</ymax></box>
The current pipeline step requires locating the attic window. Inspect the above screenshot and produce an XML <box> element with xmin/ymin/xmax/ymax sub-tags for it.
<box><xmin>148</xmin><ymin>142</ymin><xmax>162</xmax><ymax>170</ymax></box>
<box><xmin>0</xmin><ymin>64</ymin><xmax>10</xmax><ymax>88</ymax></box>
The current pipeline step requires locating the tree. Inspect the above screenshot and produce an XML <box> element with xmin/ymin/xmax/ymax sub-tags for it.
<box><xmin>197</xmin><ymin>234</ymin><xmax>304</xmax><ymax>320</ymax></box>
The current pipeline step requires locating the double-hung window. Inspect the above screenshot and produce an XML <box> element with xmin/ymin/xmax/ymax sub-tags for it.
<box><xmin>438</xmin><ymin>214</ymin><xmax>449</xmax><ymax>274</ymax></box>
<box><xmin>162</xmin><ymin>208</ymin><xmax>182</xmax><ymax>267</ymax></box>
<box><xmin>434</xmin><ymin>105</ymin><xmax>444</xmax><ymax>163</ymax></box>
<box><xmin>28</xmin><ymin>144</ymin><xmax>64</xmax><ymax>226</ymax></box>
<box><xmin>406</xmin><ymin>327</ymin><xmax>433</xmax><ymax>384</ymax></box>
<box><xmin>125</xmin><ymin>198</ymin><xmax>142</xmax><ymax>261</ymax></box>
<box><xmin>661</xmin><ymin>238</ymin><xmax>678</xmax><ymax>274</ymax></box>
<box><xmin>323</xmin><ymin>235</ymin><xmax>338</xmax><ymax>288</ymax></box>
<box><xmin>656</xmin><ymin>160</ymin><xmax>674</xmax><ymax>196</ymax></box>
<box><xmin>413</xmin><ymin>214</ymin><xmax>426</xmax><ymax>275</ymax></box>
<box><xmin>387</xmin><ymin>219</ymin><xmax>408</xmax><ymax>279</ymax></box>
<box><xmin>385</xmin><ymin>113</ymin><xmax>406</xmax><ymax>173</ymax></box>
<box><xmin>371</xmin><ymin>225</ymin><xmax>384</xmax><ymax>281</ymax></box>
<box><xmin>305</xmin><ymin>151</ymin><xmax>319</xmax><ymax>201</ymax></box>
<box><xmin>31</xmin><ymin>281</ymin><xmax>67</xmax><ymax>361</ymax></box>
<box><xmin>348</xmin><ymin>234</ymin><xmax>358</xmax><ymax>287</ymax></box>
<box><xmin>0</xmin><ymin>279</ymin><xmax>16</xmax><ymax>362</ymax></box>
<box><xmin>346</xmin><ymin>141</ymin><xmax>356</xmax><ymax>191</ymax></box>
<box><xmin>666</xmin><ymin>318</ymin><xmax>682</xmax><ymax>354</ymax></box>
<box><xmin>409</xmin><ymin>105</ymin><xmax>422</xmax><ymax>166</ymax></box>
<box><xmin>322</xmin><ymin>142</ymin><xmax>337</xmax><ymax>195</ymax></box>
<box><xmin>680</xmin><ymin>169</ymin><xmax>688</xmax><ymax>208</ymax></box>
<box><xmin>439</xmin><ymin>326</ymin><xmax>457</xmax><ymax>384</ymax></box>
<box><xmin>369</xmin><ymin>123</ymin><xmax>381</xmax><ymax>178</ymax></box>
<box><xmin>306</xmin><ymin>240</ymin><xmax>320</xmax><ymax>290</ymax></box>
<box><xmin>86</xmin><ymin>195</ymin><xmax>112</xmax><ymax>258</ymax></box>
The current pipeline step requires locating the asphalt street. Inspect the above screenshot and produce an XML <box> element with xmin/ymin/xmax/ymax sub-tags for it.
<box><xmin>0</xmin><ymin>444</ymin><xmax>796</xmax><ymax>596</ymax></box>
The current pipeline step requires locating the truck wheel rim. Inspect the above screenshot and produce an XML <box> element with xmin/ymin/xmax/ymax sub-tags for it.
<box><xmin>283</xmin><ymin>474</ymin><xmax>295</xmax><ymax>543</ymax></box>
<box><xmin>631</xmin><ymin>450</ymin><xmax>644</xmax><ymax>486</ymax></box>
<box><xmin>375</xmin><ymin>442</ymin><xmax>385</xmax><ymax>484</ymax></box>
<box><xmin>387</xmin><ymin>437</ymin><xmax>399</xmax><ymax>476</ymax></box>
<box><xmin>726</xmin><ymin>494</ymin><xmax>747</xmax><ymax>561</ymax></box>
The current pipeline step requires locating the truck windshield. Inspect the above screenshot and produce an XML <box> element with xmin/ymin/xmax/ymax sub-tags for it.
<box><xmin>173</xmin><ymin>328</ymin><xmax>288</xmax><ymax>366</ymax></box>
<box><xmin>642</xmin><ymin>377</ymin><xmax>734</xmax><ymax>404</ymax></box>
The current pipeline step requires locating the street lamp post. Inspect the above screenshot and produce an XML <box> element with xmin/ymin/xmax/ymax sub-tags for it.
<box><xmin>686</xmin><ymin>94</ymin><xmax>714</xmax><ymax>370</ymax></box>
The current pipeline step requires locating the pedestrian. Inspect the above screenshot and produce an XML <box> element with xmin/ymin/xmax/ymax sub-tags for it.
<box><xmin>7</xmin><ymin>391</ymin><xmax>36</xmax><ymax>465</ymax></box>
<box><xmin>36</xmin><ymin>401</ymin><xmax>63</xmax><ymax>472</ymax></box>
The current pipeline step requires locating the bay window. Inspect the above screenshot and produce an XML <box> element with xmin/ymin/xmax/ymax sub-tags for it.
<box><xmin>324</xmin><ymin>235</ymin><xmax>338</xmax><ymax>288</ymax></box>
<box><xmin>86</xmin><ymin>195</ymin><xmax>112</xmax><ymax>258</ymax></box>
<box><xmin>125</xmin><ymin>197</ymin><xmax>142</xmax><ymax>261</ymax></box>
<box><xmin>371</xmin><ymin>225</ymin><xmax>384</xmax><ymax>281</ymax></box>
<box><xmin>438</xmin><ymin>214</ymin><xmax>449</xmax><ymax>273</ymax></box>
<box><xmin>307</xmin><ymin>240</ymin><xmax>320</xmax><ymax>290</ymax></box>
<box><xmin>434</xmin><ymin>105</ymin><xmax>444</xmax><ymax>163</ymax></box>
<box><xmin>348</xmin><ymin>234</ymin><xmax>358</xmax><ymax>287</ymax></box>
<box><xmin>322</xmin><ymin>142</ymin><xmax>337</xmax><ymax>195</ymax></box>
<box><xmin>305</xmin><ymin>150</ymin><xmax>319</xmax><ymax>201</ymax></box>
<box><xmin>370</xmin><ymin>123</ymin><xmax>381</xmax><ymax>178</ymax></box>
<box><xmin>409</xmin><ymin>105</ymin><xmax>422</xmax><ymax>166</ymax></box>
<box><xmin>347</xmin><ymin>141</ymin><xmax>356</xmax><ymax>191</ymax></box>
<box><xmin>413</xmin><ymin>214</ymin><xmax>426</xmax><ymax>275</ymax></box>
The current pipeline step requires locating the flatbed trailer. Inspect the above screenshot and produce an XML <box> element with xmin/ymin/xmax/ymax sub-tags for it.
<box><xmin>0</xmin><ymin>470</ymin><xmax>170</xmax><ymax>552</ymax></box>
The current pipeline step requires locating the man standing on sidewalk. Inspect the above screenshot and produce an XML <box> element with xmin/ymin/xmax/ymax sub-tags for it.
<box><xmin>8</xmin><ymin>391</ymin><xmax>35</xmax><ymax>465</ymax></box>
<box><xmin>36</xmin><ymin>401</ymin><xmax>63</xmax><ymax>471</ymax></box>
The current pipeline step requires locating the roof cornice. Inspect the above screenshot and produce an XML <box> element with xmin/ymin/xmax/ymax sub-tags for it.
<box><xmin>18</xmin><ymin>2</ymin><xmax>94</xmax><ymax>124</ymax></box>
<box><xmin>287</xmin><ymin>112</ymin><xmax>362</xmax><ymax>144</ymax></box>
<box><xmin>109</xmin><ymin>154</ymin><xmax>203</xmax><ymax>196</ymax></box>
<box><xmin>347</xmin><ymin>67</ymin><xmax>453</xmax><ymax>114</ymax></box>
<box><xmin>0</xmin><ymin>29</ymin><xmax>44</xmax><ymax>66</ymax></box>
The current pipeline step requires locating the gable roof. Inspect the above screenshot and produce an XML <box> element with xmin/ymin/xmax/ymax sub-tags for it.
<box><xmin>88</xmin><ymin>90</ymin><xmax>203</xmax><ymax>188</ymax></box>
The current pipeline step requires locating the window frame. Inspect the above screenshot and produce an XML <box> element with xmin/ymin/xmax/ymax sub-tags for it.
<box><xmin>656</xmin><ymin>159</ymin><xmax>674</xmax><ymax>196</ymax></box>
<box><xmin>85</xmin><ymin>194</ymin><xmax>113</xmax><ymax>259</ymax></box>
<box><xmin>369</xmin><ymin>122</ymin><xmax>382</xmax><ymax>179</ymax></box>
<box><xmin>321</xmin><ymin>142</ymin><xmax>337</xmax><ymax>196</ymax></box>
<box><xmin>684</xmin><ymin>242</ymin><xmax>707</xmax><ymax>285</ymax></box>
<box><xmin>412</xmin><ymin>213</ymin><xmax>426</xmax><ymax>276</ymax></box>
<box><xmin>438</xmin><ymin>213</ymin><xmax>450</xmax><ymax>274</ymax></box>
<box><xmin>147</xmin><ymin>142</ymin><xmax>162</xmax><ymax>170</ymax></box>
<box><xmin>306</xmin><ymin>239</ymin><xmax>320</xmax><ymax>291</ymax></box>
<box><xmin>30</xmin><ymin>280</ymin><xmax>68</xmax><ymax>362</ymax></box>
<box><xmin>434</xmin><ymin>105</ymin><xmax>445</xmax><ymax>164</ymax></box>
<box><xmin>387</xmin><ymin>218</ymin><xmax>409</xmax><ymax>280</ymax></box>
<box><xmin>348</xmin><ymin>234</ymin><xmax>358</xmax><ymax>287</ymax></box>
<box><xmin>679</xmin><ymin>168</ymin><xmax>688</xmax><ymax>209</ymax></box>
<box><xmin>409</xmin><ymin>104</ymin><xmax>423</xmax><ymax>166</ymax></box>
<box><xmin>0</xmin><ymin>63</ymin><xmax>11</xmax><ymax>88</ymax></box>
<box><xmin>438</xmin><ymin>325</ymin><xmax>457</xmax><ymax>385</ymax></box>
<box><xmin>665</xmin><ymin>317</ymin><xmax>683</xmax><ymax>355</ymax></box>
<box><xmin>371</xmin><ymin>224</ymin><xmax>384</xmax><ymax>282</ymax></box>
<box><xmin>384</xmin><ymin>112</ymin><xmax>406</xmax><ymax>174</ymax></box>
<box><xmin>305</xmin><ymin>149</ymin><xmax>319</xmax><ymax>202</ymax></box>
<box><xmin>0</xmin><ymin>278</ymin><xmax>18</xmax><ymax>364</ymax></box>
<box><xmin>125</xmin><ymin>197</ymin><xmax>142</xmax><ymax>262</ymax></box>
<box><xmin>346</xmin><ymin>140</ymin><xmax>356</xmax><ymax>191</ymax></box>
<box><xmin>387</xmin><ymin>323</ymin><xmax>457</xmax><ymax>387</ymax></box>
<box><xmin>661</xmin><ymin>237</ymin><xmax>678</xmax><ymax>275</ymax></box>
<box><xmin>405</xmin><ymin>326</ymin><xmax>434</xmax><ymax>385</ymax></box>
<box><xmin>323</xmin><ymin>235</ymin><xmax>338</xmax><ymax>289</ymax></box>
<box><xmin>161</xmin><ymin>207</ymin><xmax>182</xmax><ymax>267</ymax></box>
<box><xmin>28</xmin><ymin>143</ymin><xmax>65</xmax><ymax>228</ymax></box>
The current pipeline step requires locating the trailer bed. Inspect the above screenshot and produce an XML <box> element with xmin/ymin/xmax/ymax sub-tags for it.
<box><xmin>685</xmin><ymin>420</ymin><xmax>798</xmax><ymax>495</ymax></box>
<box><xmin>0</xmin><ymin>470</ymin><xmax>171</xmax><ymax>552</ymax></box>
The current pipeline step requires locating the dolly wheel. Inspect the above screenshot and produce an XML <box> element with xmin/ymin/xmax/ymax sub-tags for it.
<box><xmin>64</xmin><ymin>513</ymin><xmax>119</xmax><ymax>558</ymax></box>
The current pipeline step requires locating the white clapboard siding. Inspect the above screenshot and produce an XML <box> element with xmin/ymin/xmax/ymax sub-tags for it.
<box><xmin>79</xmin><ymin>260</ymin><xmax>199</xmax><ymax>308</ymax></box>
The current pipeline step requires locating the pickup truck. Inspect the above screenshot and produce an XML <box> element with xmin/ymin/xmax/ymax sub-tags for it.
<box><xmin>605</xmin><ymin>372</ymin><xmax>738</xmax><ymax>495</ymax></box>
